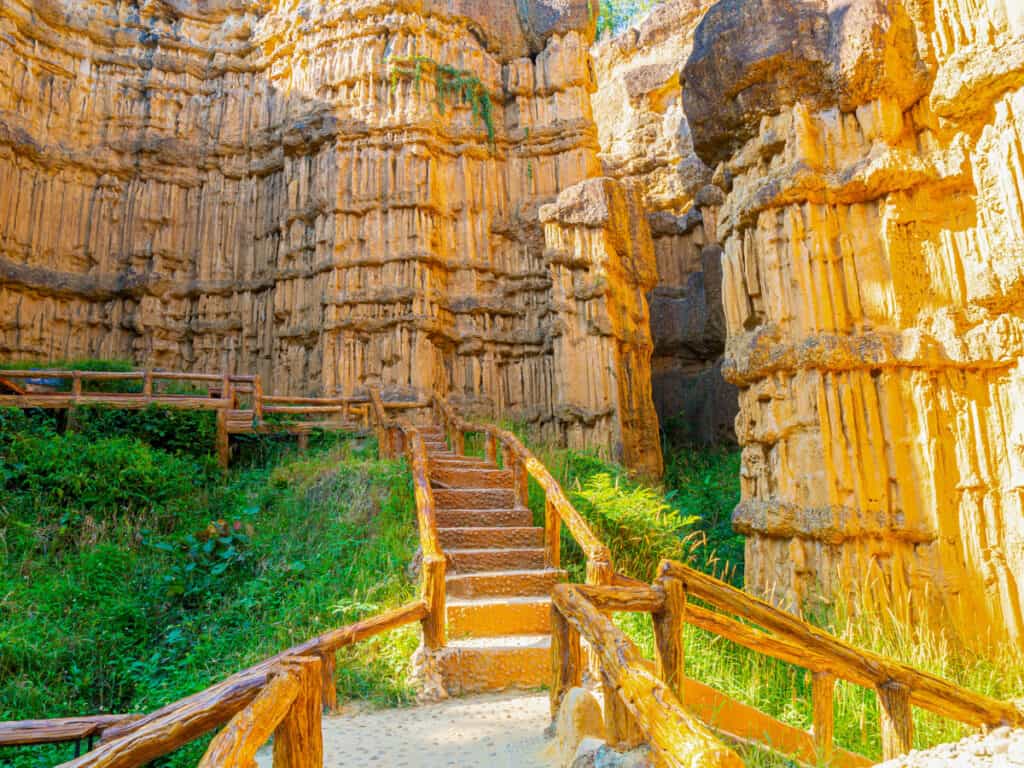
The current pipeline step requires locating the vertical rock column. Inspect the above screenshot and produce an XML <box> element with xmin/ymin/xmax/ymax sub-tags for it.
<box><xmin>541</xmin><ymin>177</ymin><xmax>663</xmax><ymax>476</ymax></box>
<box><xmin>589</xmin><ymin>0</ymin><xmax>737</xmax><ymax>444</ymax></box>
<box><xmin>683</xmin><ymin>0</ymin><xmax>1024</xmax><ymax>649</ymax></box>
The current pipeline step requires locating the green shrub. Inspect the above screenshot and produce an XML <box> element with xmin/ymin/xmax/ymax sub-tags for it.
<box><xmin>567</xmin><ymin>467</ymin><xmax>698</xmax><ymax>581</ymax></box>
<box><xmin>662</xmin><ymin>445</ymin><xmax>743</xmax><ymax>582</ymax></box>
<box><xmin>0</xmin><ymin>408</ymin><xmax>58</xmax><ymax>444</ymax></box>
<box><xmin>2</xmin><ymin>432</ymin><xmax>208</xmax><ymax>515</ymax></box>
<box><xmin>71</xmin><ymin>405</ymin><xmax>217</xmax><ymax>458</ymax></box>
<box><xmin>0</xmin><ymin>431</ymin><xmax>418</xmax><ymax>768</ymax></box>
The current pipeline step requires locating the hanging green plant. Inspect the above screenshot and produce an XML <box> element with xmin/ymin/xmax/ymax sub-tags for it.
<box><xmin>388</xmin><ymin>55</ymin><xmax>496</xmax><ymax>147</ymax></box>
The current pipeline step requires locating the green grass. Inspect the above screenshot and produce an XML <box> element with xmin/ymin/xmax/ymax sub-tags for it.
<box><xmin>0</xmin><ymin>409</ymin><xmax>418</xmax><ymax>767</ymax></box>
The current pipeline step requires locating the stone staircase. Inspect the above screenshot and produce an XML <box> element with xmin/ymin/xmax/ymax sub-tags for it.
<box><xmin>418</xmin><ymin>426</ymin><xmax>567</xmax><ymax>694</ymax></box>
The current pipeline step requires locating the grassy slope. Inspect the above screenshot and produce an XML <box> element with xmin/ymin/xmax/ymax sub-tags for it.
<box><xmin>0</xmin><ymin>409</ymin><xmax>417</xmax><ymax>767</ymax></box>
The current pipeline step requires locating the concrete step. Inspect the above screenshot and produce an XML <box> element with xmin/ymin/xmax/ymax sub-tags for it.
<box><xmin>447</xmin><ymin>547</ymin><xmax>545</xmax><ymax>573</ymax></box>
<box><xmin>446</xmin><ymin>596</ymin><xmax>551</xmax><ymax>639</ymax></box>
<box><xmin>438</xmin><ymin>526</ymin><xmax>543</xmax><ymax>549</ymax></box>
<box><xmin>446</xmin><ymin>568</ymin><xmax>567</xmax><ymax>598</ymax></box>
<box><xmin>439</xmin><ymin>635</ymin><xmax>551</xmax><ymax>694</ymax></box>
<box><xmin>434</xmin><ymin>488</ymin><xmax>515</xmax><ymax>510</ymax></box>
<box><xmin>435</xmin><ymin>507</ymin><xmax>534</xmax><ymax>528</ymax></box>
<box><xmin>430</xmin><ymin>466</ymin><xmax>513</xmax><ymax>489</ymax></box>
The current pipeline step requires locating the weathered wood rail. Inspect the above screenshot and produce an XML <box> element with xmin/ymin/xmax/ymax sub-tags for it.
<box><xmin>550</xmin><ymin>559</ymin><xmax>1024</xmax><ymax>767</ymax></box>
<box><xmin>0</xmin><ymin>368</ymin><xmax>424</xmax><ymax>467</ymax></box>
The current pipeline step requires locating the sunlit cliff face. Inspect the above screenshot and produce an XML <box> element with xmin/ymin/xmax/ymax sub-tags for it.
<box><xmin>682</xmin><ymin>0</ymin><xmax>1024</xmax><ymax>650</ymax></box>
<box><xmin>0</xmin><ymin>0</ymin><xmax>667</xmax><ymax>474</ymax></box>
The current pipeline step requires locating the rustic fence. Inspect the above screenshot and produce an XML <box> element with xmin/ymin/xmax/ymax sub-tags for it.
<box><xmin>550</xmin><ymin>559</ymin><xmax>1024</xmax><ymax>768</ymax></box>
<box><xmin>0</xmin><ymin>368</ymin><xmax>425</xmax><ymax>467</ymax></box>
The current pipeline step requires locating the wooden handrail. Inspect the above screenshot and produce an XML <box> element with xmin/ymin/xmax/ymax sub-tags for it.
<box><xmin>368</xmin><ymin>388</ymin><xmax>446</xmax><ymax>649</ymax></box>
<box><xmin>57</xmin><ymin>671</ymin><xmax>270</xmax><ymax>768</ymax></box>
<box><xmin>660</xmin><ymin>560</ymin><xmax>1024</xmax><ymax>731</ymax></box>
<box><xmin>0</xmin><ymin>715</ymin><xmax>141</xmax><ymax>747</ymax></box>
<box><xmin>551</xmin><ymin>584</ymin><xmax>744</xmax><ymax>768</ymax></box>
<box><xmin>27</xmin><ymin>603</ymin><xmax>427</xmax><ymax>766</ymax></box>
<box><xmin>550</xmin><ymin>564</ymin><xmax>1024</xmax><ymax>768</ymax></box>
<box><xmin>196</xmin><ymin>669</ymin><xmax>300</xmax><ymax>768</ymax></box>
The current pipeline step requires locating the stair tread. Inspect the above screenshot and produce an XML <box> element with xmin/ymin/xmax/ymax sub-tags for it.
<box><xmin>447</xmin><ymin>547</ymin><xmax>544</xmax><ymax>554</ymax></box>
<box><xmin>446</xmin><ymin>634</ymin><xmax>551</xmax><ymax>649</ymax></box>
<box><xmin>446</xmin><ymin>568</ymin><xmax>564</xmax><ymax>579</ymax></box>
<box><xmin>447</xmin><ymin>595</ymin><xmax>551</xmax><ymax>606</ymax></box>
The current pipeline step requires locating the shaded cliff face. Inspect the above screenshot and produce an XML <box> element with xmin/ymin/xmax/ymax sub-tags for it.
<box><xmin>590</xmin><ymin>0</ymin><xmax>738</xmax><ymax>445</ymax></box>
<box><xmin>0</xmin><ymin>0</ymin><xmax>662</xmax><ymax>472</ymax></box>
<box><xmin>683</xmin><ymin>0</ymin><xmax>1024</xmax><ymax>649</ymax></box>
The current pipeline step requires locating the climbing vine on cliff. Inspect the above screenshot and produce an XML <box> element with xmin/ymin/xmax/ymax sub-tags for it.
<box><xmin>388</xmin><ymin>55</ymin><xmax>496</xmax><ymax>146</ymax></box>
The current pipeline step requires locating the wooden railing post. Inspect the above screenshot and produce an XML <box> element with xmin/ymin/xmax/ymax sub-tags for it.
<box><xmin>71</xmin><ymin>371</ymin><xmax>82</xmax><ymax>399</ymax></box>
<box><xmin>544</xmin><ymin>497</ymin><xmax>560</xmax><ymax>569</ymax></box>
<box><xmin>550</xmin><ymin>606</ymin><xmax>581</xmax><ymax>718</ymax></box>
<box><xmin>253</xmin><ymin>375</ymin><xmax>264</xmax><ymax>423</ymax></box>
<box><xmin>142</xmin><ymin>370</ymin><xmax>153</xmax><ymax>399</ymax></box>
<box><xmin>653</xmin><ymin>575</ymin><xmax>686</xmax><ymax>702</ymax></box>
<box><xmin>216</xmin><ymin>409</ymin><xmax>230</xmax><ymax>470</ymax></box>
<box><xmin>421</xmin><ymin>554</ymin><xmax>447</xmax><ymax>650</ymax></box>
<box><xmin>878</xmin><ymin>680</ymin><xmax>913</xmax><ymax>760</ymax></box>
<box><xmin>319</xmin><ymin>652</ymin><xmax>338</xmax><ymax>713</ymax></box>
<box><xmin>485</xmin><ymin>433</ymin><xmax>497</xmax><ymax>465</ymax></box>
<box><xmin>602</xmin><ymin>669</ymin><xmax>644</xmax><ymax>751</ymax></box>
<box><xmin>812</xmin><ymin>671</ymin><xmax>836</xmax><ymax>764</ymax></box>
<box><xmin>584</xmin><ymin>556</ymin><xmax>613</xmax><ymax>683</ymax></box>
<box><xmin>273</xmin><ymin>657</ymin><xmax>322</xmax><ymax>768</ymax></box>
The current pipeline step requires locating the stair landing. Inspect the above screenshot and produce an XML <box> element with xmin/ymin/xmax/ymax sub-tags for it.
<box><xmin>420</xmin><ymin>426</ymin><xmax>565</xmax><ymax>695</ymax></box>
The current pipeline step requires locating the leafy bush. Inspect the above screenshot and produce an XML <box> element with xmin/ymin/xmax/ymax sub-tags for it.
<box><xmin>662</xmin><ymin>445</ymin><xmax>743</xmax><ymax>582</ymax></box>
<box><xmin>71</xmin><ymin>405</ymin><xmax>217</xmax><ymax>458</ymax></box>
<box><xmin>564</xmin><ymin>460</ymin><xmax>698</xmax><ymax>581</ymax></box>
<box><xmin>153</xmin><ymin>518</ymin><xmax>255</xmax><ymax>605</ymax></box>
<box><xmin>0</xmin><ymin>422</ymin><xmax>417</xmax><ymax>768</ymax></box>
<box><xmin>0</xmin><ymin>408</ymin><xmax>58</xmax><ymax>444</ymax></box>
<box><xmin>2</xmin><ymin>432</ymin><xmax>208</xmax><ymax>515</ymax></box>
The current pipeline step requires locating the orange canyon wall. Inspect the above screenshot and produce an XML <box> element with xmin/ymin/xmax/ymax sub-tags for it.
<box><xmin>684</xmin><ymin>0</ymin><xmax>1024</xmax><ymax>649</ymax></box>
<box><xmin>0</xmin><ymin>0</ymin><xmax>662</xmax><ymax>474</ymax></box>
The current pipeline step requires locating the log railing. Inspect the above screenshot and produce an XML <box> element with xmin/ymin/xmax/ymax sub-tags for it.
<box><xmin>551</xmin><ymin>559</ymin><xmax>1024</xmax><ymax>768</ymax></box>
<box><xmin>369</xmin><ymin>388</ymin><xmax>446</xmax><ymax>648</ymax></box>
<box><xmin>0</xmin><ymin>368</ymin><xmax>423</xmax><ymax>467</ymax></box>
<box><xmin>432</xmin><ymin>396</ymin><xmax>613</xmax><ymax>587</ymax></box>
<box><xmin>4</xmin><ymin>602</ymin><xmax>429</xmax><ymax>767</ymax></box>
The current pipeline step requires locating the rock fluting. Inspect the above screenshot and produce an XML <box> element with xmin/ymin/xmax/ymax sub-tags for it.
<box><xmin>683</xmin><ymin>0</ymin><xmax>1024</xmax><ymax>649</ymax></box>
<box><xmin>590</xmin><ymin>0</ymin><xmax>737</xmax><ymax>445</ymax></box>
<box><xmin>0</xmin><ymin>0</ymin><xmax>662</xmax><ymax>473</ymax></box>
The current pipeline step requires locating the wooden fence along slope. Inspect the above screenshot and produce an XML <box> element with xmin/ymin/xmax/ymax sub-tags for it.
<box><xmin>0</xmin><ymin>386</ymin><xmax>1021</xmax><ymax>768</ymax></box>
<box><xmin>0</xmin><ymin>368</ymin><xmax>423</xmax><ymax>466</ymax></box>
